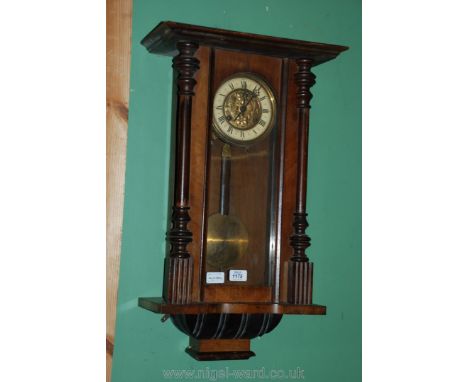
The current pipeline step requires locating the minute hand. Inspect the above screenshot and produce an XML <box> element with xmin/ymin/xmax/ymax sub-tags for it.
<box><xmin>243</xmin><ymin>92</ymin><xmax>255</xmax><ymax>108</ymax></box>
<box><xmin>233</xmin><ymin>92</ymin><xmax>256</xmax><ymax>121</ymax></box>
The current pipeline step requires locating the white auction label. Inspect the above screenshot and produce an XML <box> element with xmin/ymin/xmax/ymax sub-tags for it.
<box><xmin>206</xmin><ymin>272</ymin><xmax>225</xmax><ymax>284</ymax></box>
<box><xmin>229</xmin><ymin>270</ymin><xmax>247</xmax><ymax>282</ymax></box>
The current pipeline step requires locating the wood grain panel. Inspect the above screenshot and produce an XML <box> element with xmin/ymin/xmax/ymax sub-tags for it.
<box><xmin>203</xmin><ymin>285</ymin><xmax>272</xmax><ymax>303</ymax></box>
<box><xmin>188</xmin><ymin>46</ymin><xmax>211</xmax><ymax>303</ymax></box>
<box><xmin>189</xmin><ymin>338</ymin><xmax>251</xmax><ymax>353</ymax></box>
<box><xmin>138</xmin><ymin>297</ymin><xmax>326</xmax><ymax>315</ymax></box>
<box><xmin>204</xmin><ymin>49</ymin><xmax>282</xmax><ymax>295</ymax></box>
<box><xmin>106</xmin><ymin>0</ymin><xmax>132</xmax><ymax>380</ymax></box>
<box><xmin>279</xmin><ymin>60</ymin><xmax>299</xmax><ymax>302</ymax></box>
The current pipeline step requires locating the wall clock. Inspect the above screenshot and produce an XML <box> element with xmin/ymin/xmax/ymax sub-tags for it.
<box><xmin>138</xmin><ymin>21</ymin><xmax>348</xmax><ymax>360</ymax></box>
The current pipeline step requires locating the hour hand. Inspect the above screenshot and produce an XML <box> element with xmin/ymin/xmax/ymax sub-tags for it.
<box><xmin>244</xmin><ymin>93</ymin><xmax>255</xmax><ymax>107</ymax></box>
<box><xmin>241</xmin><ymin>89</ymin><xmax>248</xmax><ymax>105</ymax></box>
<box><xmin>233</xmin><ymin>110</ymin><xmax>243</xmax><ymax>121</ymax></box>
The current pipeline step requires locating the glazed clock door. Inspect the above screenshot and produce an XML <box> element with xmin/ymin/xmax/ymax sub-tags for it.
<box><xmin>203</xmin><ymin>49</ymin><xmax>283</xmax><ymax>303</ymax></box>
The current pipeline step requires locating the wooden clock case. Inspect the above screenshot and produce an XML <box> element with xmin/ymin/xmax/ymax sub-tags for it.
<box><xmin>138</xmin><ymin>21</ymin><xmax>348</xmax><ymax>360</ymax></box>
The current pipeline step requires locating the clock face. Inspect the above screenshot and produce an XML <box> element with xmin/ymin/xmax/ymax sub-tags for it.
<box><xmin>212</xmin><ymin>73</ymin><xmax>276</xmax><ymax>145</ymax></box>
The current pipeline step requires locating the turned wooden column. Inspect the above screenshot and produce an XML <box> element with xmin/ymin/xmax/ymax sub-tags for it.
<box><xmin>288</xmin><ymin>58</ymin><xmax>316</xmax><ymax>304</ymax></box>
<box><xmin>164</xmin><ymin>41</ymin><xmax>200</xmax><ymax>304</ymax></box>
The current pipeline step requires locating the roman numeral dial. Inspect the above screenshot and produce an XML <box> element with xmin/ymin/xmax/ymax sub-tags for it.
<box><xmin>212</xmin><ymin>73</ymin><xmax>276</xmax><ymax>145</ymax></box>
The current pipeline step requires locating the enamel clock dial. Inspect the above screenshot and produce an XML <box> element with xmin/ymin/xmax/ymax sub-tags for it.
<box><xmin>212</xmin><ymin>73</ymin><xmax>276</xmax><ymax>145</ymax></box>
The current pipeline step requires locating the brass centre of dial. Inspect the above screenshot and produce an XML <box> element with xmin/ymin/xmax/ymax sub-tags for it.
<box><xmin>223</xmin><ymin>89</ymin><xmax>262</xmax><ymax>130</ymax></box>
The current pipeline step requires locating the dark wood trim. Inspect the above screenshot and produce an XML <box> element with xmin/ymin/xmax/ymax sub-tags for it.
<box><xmin>287</xmin><ymin>59</ymin><xmax>316</xmax><ymax>304</ymax></box>
<box><xmin>186</xmin><ymin>338</ymin><xmax>255</xmax><ymax>361</ymax></box>
<box><xmin>187</xmin><ymin>45</ymin><xmax>212</xmax><ymax>303</ymax></box>
<box><xmin>272</xmin><ymin>57</ymin><xmax>290</xmax><ymax>303</ymax></box>
<box><xmin>163</xmin><ymin>257</ymin><xmax>193</xmax><ymax>304</ymax></box>
<box><xmin>171</xmin><ymin>313</ymin><xmax>283</xmax><ymax>341</ymax></box>
<box><xmin>142</xmin><ymin>21</ymin><xmax>348</xmax><ymax>63</ymax></box>
<box><xmin>164</xmin><ymin>41</ymin><xmax>199</xmax><ymax>304</ymax></box>
<box><xmin>166</xmin><ymin>41</ymin><xmax>200</xmax><ymax>259</ymax></box>
<box><xmin>199</xmin><ymin>47</ymin><xmax>215</xmax><ymax>303</ymax></box>
<box><xmin>139</xmin><ymin>297</ymin><xmax>326</xmax><ymax>315</ymax></box>
<box><xmin>278</xmin><ymin>60</ymin><xmax>300</xmax><ymax>302</ymax></box>
<box><xmin>289</xmin><ymin>58</ymin><xmax>316</xmax><ymax>263</ymax></box>
<box><xmin>287</xmin><ymin>260</ymin><xmax>313</xmax><ymax>304</ymax></box>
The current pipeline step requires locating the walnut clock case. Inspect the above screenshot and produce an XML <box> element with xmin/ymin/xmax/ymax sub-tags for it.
<box><xmin>138</xmin><ymin>21</ymin><xmax>348</xmax><ymax>361</ymax></box>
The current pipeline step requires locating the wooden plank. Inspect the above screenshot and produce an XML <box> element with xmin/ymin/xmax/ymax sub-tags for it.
<box><xmin>138</xmin><ymin>297</ymin><xmax>327</xmax><ymax>315</ymax></box>
<box><xmin>106</xmin><ymin>0</ymin><xmax>132</xmax><ymax>380</ymax></box>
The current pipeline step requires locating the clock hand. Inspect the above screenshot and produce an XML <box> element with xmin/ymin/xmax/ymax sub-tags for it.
<box><xmin>243</xmin><ymin>92</ymin><xmax>255</xmax><ymax>107</ymax></box>
<box><xmin>230</xmin><ymin>91</ymin><xmax>247</xmax><ymax>122</ymax></box>
<box><xmin>232</xmin><ymin>91</ymin><xmax>255</xmax><ymax>121</ymax></box>
<box><xmin>242</xmin><ymin>88</ymin><xmax>248</xmax><ymax>105</ymax></box>
<box><xmin>233</xmin><ymin>110</ymin><xmax>244</xmax><ymax>121</ymax></box>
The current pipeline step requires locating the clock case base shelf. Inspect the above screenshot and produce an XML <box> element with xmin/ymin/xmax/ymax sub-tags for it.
<box><xmin>138</xmin><ymin>297</ymin><xmax>326</xmax><ymax>315</ymax></box>
<box><xmin>139</xmin><ymin>297</ymin><xmax>325</xmax><ymax>361</ymax></box>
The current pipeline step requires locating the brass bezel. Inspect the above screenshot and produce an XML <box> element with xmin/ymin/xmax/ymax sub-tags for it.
<box><xmin>211</xmin><ymin>72</ymin><xmax>277</xmax><ymax>147</ymax></box>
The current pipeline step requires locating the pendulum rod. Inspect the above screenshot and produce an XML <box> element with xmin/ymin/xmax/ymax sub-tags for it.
<box><xmin>219</xmin><ymin>143</ymin><xmax>232</xmax><ymax>216</ymax></box>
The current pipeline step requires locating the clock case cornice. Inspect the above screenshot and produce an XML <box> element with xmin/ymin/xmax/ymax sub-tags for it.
<box><xmin>141</xmin><ymin>21</ymin><xmax>348</xmax><ymax>63</ymax></box>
